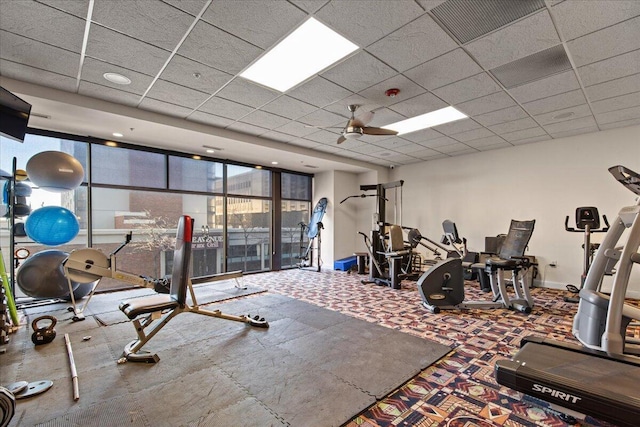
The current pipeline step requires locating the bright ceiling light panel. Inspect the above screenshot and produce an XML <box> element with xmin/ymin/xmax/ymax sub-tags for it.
<box><xmin>240</xmin><ymin>18</ymin><xmax>358</xmax><ymax>92</ymax></box>
<box><xmin>384</xmin><ymin>106</ymin><xmax>468</xmax><ymax>135</ymax></box>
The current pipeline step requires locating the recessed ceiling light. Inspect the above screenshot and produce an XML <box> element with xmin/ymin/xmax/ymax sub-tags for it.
<box><xmin>239</xmin><ymin>18</ymin><xmax>358</xmax><ymax>92</ymax></box>
<box><xmin>103</xmin><ymin>72</ymin><xmax>131</xmax><ymax>85</ymax></box>
<box><xmin>552</xmin><ymin>111</ymin><xmax>575</xmax><ymax>120</ymax></box>
<box><xmin>193</xmin><ymin>155</ymin><xmax>201</xmax><ymax>160</ymax></box>
<box><xmin>255</xmin><ymin>165</ymin><xmax>263</xmax><ymax>169</ymax></box>
<box><xmin>105</xmin><ymin>141</ymin><xmax>117</xmax><ymax>147</ymax></box>
<box><xmin>205</xmin><ymin>149</ymin><xmax>215</xmax><ymax>154</ymax></box>
<box><xmin>384</xmin><ymin>106</ymin><xmax>467</xmax><ymax>135</ymax></box>
<box><xmin>271</xmin><ymin>161</ymin><xmax>278</xmax><ymax>165</ymax></box>
<box><xmin>112</xmin><ymin>132</ymin><xmax>123</xmax><ymax>137</ymax></box>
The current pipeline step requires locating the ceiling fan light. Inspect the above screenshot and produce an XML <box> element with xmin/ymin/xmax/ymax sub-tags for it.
<box><xmin>345</xmin><ymin>132</ymin><xmax>363</xmax><ymax>140</ymax></box>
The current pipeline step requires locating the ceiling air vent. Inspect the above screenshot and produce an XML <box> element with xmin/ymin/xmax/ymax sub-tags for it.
<box><xmin>490</xmin><ymin>44</ymin><xmax>573</xmax><ymax>88</ymax></box>
<box><xmin>303</xmin><ymin>164</ymin><xmax>319</xmax><ymax>169</ymax></box>
<box><xmin>432</xmin><ymin>0</ymin><xmax>546</xmax><ymax>44</ymax></box>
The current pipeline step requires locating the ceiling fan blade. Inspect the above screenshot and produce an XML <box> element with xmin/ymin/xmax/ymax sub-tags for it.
<box><xmin>337</xmin><ymin>135</ymin><xmax>346</xmax><ymax>144</ymax></box>
<box><xmin>355</xmin><ymin>111</ymin><xmax>374</xmax><ymax>126</ymax></box>
<box><xmin>362</xmin><ymin>127</ymin><xmax>398</xmax><ymax>136</ymax></box>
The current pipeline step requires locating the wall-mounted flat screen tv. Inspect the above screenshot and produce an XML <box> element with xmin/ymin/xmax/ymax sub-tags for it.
<box><xmin>0</xmin><ymin>86</ymin><xmax>32</xmax><ymax>143</ymax></box>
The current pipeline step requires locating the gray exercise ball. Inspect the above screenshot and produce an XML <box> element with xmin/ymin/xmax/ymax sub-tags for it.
<box><xmin>16</xmin><ymin>250</ymin><xmax>79</xmax><ymax>299</ymax></box>
<box><xmin>63</xmin><ymin>280</ymin><xmax>98</xmax><ymax>301</ymax></box>
<box><xmin>25</xmin><ymin>151</ymin><xmax>84</xmax><ymax>192</ymax></box>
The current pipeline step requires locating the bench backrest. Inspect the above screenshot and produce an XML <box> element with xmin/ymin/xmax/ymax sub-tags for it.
<box><xmin>170</xmin><ymin>215</ymin><xmax>193</xmax><ymax>304</ymax></box>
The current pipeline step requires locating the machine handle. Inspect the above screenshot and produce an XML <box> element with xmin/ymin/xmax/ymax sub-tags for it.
<box><xmin>564</xmin><ymin>216</ymin><xmax>577</xmax><ymax>232</ymax></box>
<box><xmin>608</xmin><ymin>165</ymin><xmax>640</xmax><ymax>195</ymax></box>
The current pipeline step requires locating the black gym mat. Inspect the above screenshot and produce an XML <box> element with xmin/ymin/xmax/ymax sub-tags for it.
<box><xmin>2</xmin><ymin>292</ymin><xmax>450</xmax><ymax>427</ymax></box>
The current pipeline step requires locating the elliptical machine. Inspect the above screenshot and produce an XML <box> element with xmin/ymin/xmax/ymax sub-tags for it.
<box><xmin>564</xmin><ymin>207</ymin><xmax>609</xmax><ymax>303</ymax></box>
<box><xmin>418</xmin><ymin>219</ymin><xmax>535</xmax><ymax>314</ymax></box>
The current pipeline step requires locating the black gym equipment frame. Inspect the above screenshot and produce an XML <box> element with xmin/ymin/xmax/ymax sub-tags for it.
<box><xmin>495</xmin><ymin>336</ymin><xmax>640</xmax><ymax>426</ymax></box>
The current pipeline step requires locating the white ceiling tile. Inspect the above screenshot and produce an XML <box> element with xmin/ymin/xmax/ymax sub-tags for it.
<box><xmin>511</xmin><ymin>135</ymin><xmax>552</xmax><ymax>145</ymax></box>
<box><xmin>420</xmin><ymin>136</ymin><xmax>459</xmax><ymax>148</ymax></box>
<box><xmin>202</xmin><ymin>0</ymin><xmax>307</xmax><ymax>49</ymax></box>
<box><xmin>388</xmin><ymin>92</ymin><xmax>448</xmax><ymax>118</ymax></box>
<box><xmin>304</xmin><ymin>129</ymin><xmax>342</xmax><ymax>144</ymax></box>
<box><xmin>287</xmin><ymin>76</ymin><xmax>353</xmax><ymax>107</ymax></box>
<box><xmin>456</xmin><ymin>91</ymin><xmax>516</xmax><ymax>116</ymax></box>
<box><xmin>348</xmin><ymin>143</ymin><xmax>389</xmax><ymax>154</ymax></box>
<box><xmin>476</xmin><ymin>142</ymin><xmax>512</xmax><ymax>151</ymax></box>
<box><xmin>358</xmin><ymin>74</ymin><xmax>426</xmax><ymax>107</ymax></box>
<box><xmin>550</xmin><ymin>126</ymin><xmax>599</xmax><ymax>139</ymax></box>
<box><xmin>227</xmin><ymin>121</ymin><xmax>268</xmax><ymax>136</ymax></box>
<box><xmin>178</xmin><ymin>20</ymin><xmax>263</xmax><ymax>74</ymax></box>
<box><xmin>261</xmin><ymin>96</ymin><xmax>318</xmax><ymax>120</ymax></box>
<box><xmin>416</xmin><ymin>0</ymin><xmax>447</xmax><ymax>11</ymax></box>
<box><xmin>186</xmin><ymin>111</ymin><xmax>235</xmax><ymax>128</ymax></box>
<box><xmin>260</xmin><ymin>130</ymin><xmax>296</xmax><ymax>143</ymax></box>
<box><xmin>197</xmin><ymin>96</ymin><xmax>254</xmax><ymax>120</ymax></box>
<box><xmin>162</xmin><ymin>0</ymin><xmax>208</xmax><ymax>16</ymax></box>
<box><xmin>488</xmin><ymin>117</ymin><xmax>539</xmax><ymax>135</ymax></box>
<box><xmin>508</xmin><ymin>70</ymin><xmax>580</xmax><ymax>103</ymax></box>
<box><xmin>522</xmin><ymin>90</ymin><xmax>586</xmax><ymax>115</ymax></box>
<box><xmin>404</xmin><ymin>49</ymin><xmax>483</xmax><ymax>90</ymax></box>
<box><xmin>578</xmin><ymin>49</ymin><xmax>640</xmax><ymax>87</ymax></box>
<box><xmin>145</xmin><ymin>79</ymin><xmax>210</xmax><ymax>109</ymax></box>
<box><xmin>138</xmin><ymin>97</ymin><xmax>193</xmax><ymax>117</ymax></box>
<box><xmin>366</xmin><ymin>108</ymin><xmax>406</xmax><ymax>128</ymax></box>
<box><xmin>465</xmin><ymin>11</ymin><xmax>560</xmax><ymax>69</ymax></box>
<box><xmin>92</xmin><ymin>0</ymin><xmax>194</xmax><ymax>51</ymax></box>
<box><xmin>315</xmin><ymin>0</ymin><xmax>424</xmax><ymax>47</ymax></box>
<box><xmin>585</xmin><ymin>73</ymin><xmax>640</xmax><ymax>102</ymax></box>
<box><xmin>501</xmin><ymin>126</ymin><xmax>548</xmax><ymax>142</ymax></box>
<box><xmin>321</xmin><ymin>51</ymin><xmax>397</xmax><ymax>93</ymax></box>
<box><xmin>82</xmin><ymin>57</ymin><xmax>153</xmax><ymax>95</ymax></box>
<box><xmin>78</xmin><ymin>81</ymin><xmax>140</xmax><ymax>106</ymax></box>
<box><xmin>432</xmin><ymin>118</ymin><xmax>482</xmax><ymax>136</ymax></box>
<box><xmin>275</xmin><ymin>120</ymin><xmax>319</xmax><ymax>137</ymax></box>
<box><xmin>1</xmin><ymin>1</ymin><xmax>84</xmax><ymax>52</ymax></box>
<box><xmin>543</xmin><ymin>115</ymin><xmax>597</xmax><ymax>134</ymax></box>
<box><xmin>1</xmin><ymin>31</ymin><xmax>80</xmax><ymax>78</ymax></box>
<box><xmin>599</xmin><ymin>117</ymin><xmax>640</xmax><ymax>130</ymax></box>
<box><xmin>299</xmin><ymin>109</ymin><xmax>346</xmax><ymax>127</ymax></box>
<box><xmin>336</xmin><ymin>139</ymin><xmax>368</xmax><ymax>150</ymax></box>
<box><xmin>216</xmin><ymin>79</ymin><xmax>279</xmax><ymax>108</ymax></box>
<box><xmin>240</xmin><ymin>110</ymin><xmax>290</xmax><ymax>129</ymax></box>
<box><xmin>596</xmin><ymin>105</ymin><xmax>640</xmax><ymax>124</ymax></box>
<box><xmin>435</xmin><ymin>143</ymin><xmax>474</xmax><ymax>153</ymax></box>
<box><xmin>464</xmin><ymin>135</ymin><xmax>508</xmax><ymax>148</ymax></box>
<box><xmin>567</xmin><ymin>16</ymin><xmax>640</xmax><ymax>66</ymax></box>
<box><xmin>370</xmin><ymin>136</ymin><xmax>413</xmax><ymax>149</ymax></box>
<box><xmin>324</xmin><ymin>94</ymin><xmax>382</xmax><ymax>117</ymax></box>
<box><xmin>432</xmin><ymin>73</ymin><xmax>501</xmax><ymax>104</ymax></box>
<box><xmin>313</xmin><ymin>144</ymin><xmax>343</xmax><ymax>154</ymax></box>
<box><xmin>551</xmin><ymin>0</ymin><xmax>640</xmax><ymax>41</ymax></box>
<box><xmin>411</xmin><ymin>148</ymin><xmax>443</xmax><ymax>159</ymax></box>
<box><xmin>38</xmin><ymin>0</ymin><xmax>91</xmax><ymax>18</ymax></box>
<box><xmin>288</xmin><ymin>138</ymin><xmax>324</xmax><ymax>149</ymax></box>
<box><xmin>0</xmin><ymin>60</ymin><xmax>77</xmax><ymax>92</ymax></box>
<box><xmin>367</xmin><ymin>14</ymin><xmax>458</xmax><ymax>72</ymax></box>
<box><xmin>288</xmin><ymin>0</ymin><xmax>330</xmax><ymax>14</ymax></box>
<box><xmin>534</xmin><ymin>104</ymin><xmax>593</xmax><ymax>125</ymax></box>
<box><xmin>451</xmin><ymin>127</ymin><xmax>495</xmax><ymax>142</ymax></box>
<box><xmin>445</xmin><ymin>148</ymin><xmax>478</xmax><ymax>156</ymax></box>
<box><xmin>161</xmin><ymin>55</ymin><xmax>232</xmax><ymax>94</ymax></box>
<box><xmin>474</xmin><ymin>106</ymin><xmax>528</xmax><ymax>127</ymax></box>
<box><xmin>592</xmin><ymin>92</ymin><xmax>640</xmax><ymax>114</ymax></box>
<box><xmin>389</xmin><ymin>142</ymin><xmax>431</xmax><ymax>154</ymax></box>
<box><xmin>86</xmin><ymin>25</ymin><xmax>169</xmax><ymax>76</ymax></box>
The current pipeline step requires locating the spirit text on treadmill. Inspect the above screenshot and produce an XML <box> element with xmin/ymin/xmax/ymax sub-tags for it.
<box><xmin>532</xmin><ymin>384</ymin><xmax>582</xmax><ymax>403</ymax></box>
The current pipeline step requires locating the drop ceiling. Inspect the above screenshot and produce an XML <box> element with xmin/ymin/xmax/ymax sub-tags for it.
<box><xmin>1</xmin><ymin>0</ymin><xmax>639</xmax><ymax>173</ymax></box>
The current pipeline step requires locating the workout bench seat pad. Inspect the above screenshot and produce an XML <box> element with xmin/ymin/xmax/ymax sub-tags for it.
<box><xmin>486</xmin><ymin>257</ymin><xmax>519</xmax><ymax>269</ymax></box>
<box><xmin>119</xmin><ymin>295</ymin><xmax>179</xmax><ymax>320</ymax></box>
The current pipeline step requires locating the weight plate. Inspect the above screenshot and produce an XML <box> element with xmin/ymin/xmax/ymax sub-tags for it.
<box><xmin>3</xmin><ymin>382</ymin><xmax>27</xmax><ymax>395</ymax></box>
<box><xmin>65</xmin><ymin>248</ymin><xmax>109</xmax><ymax>284</ymax></box>
<box><xmin>14</xmin><ymin>380</ymin><xmax>53</xmax><ymax>400</ymax></box>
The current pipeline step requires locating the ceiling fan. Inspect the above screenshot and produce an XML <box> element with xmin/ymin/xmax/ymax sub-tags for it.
<box><xmin>337</xmin><ymin>104</ymin><xmax>398</xmax><ymax>144</ymax></box>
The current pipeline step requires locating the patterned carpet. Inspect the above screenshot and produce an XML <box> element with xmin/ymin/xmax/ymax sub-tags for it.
<box><xmin>241</xmin><ymin>268</ymin><xmax>620</xmax><ymax>427</ymax></box>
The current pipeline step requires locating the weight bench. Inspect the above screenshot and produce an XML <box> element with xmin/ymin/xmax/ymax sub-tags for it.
<box><xmin>118</xmin><ymin>215</ymin><xmax>268</xmax><ymax>363</ymax></box>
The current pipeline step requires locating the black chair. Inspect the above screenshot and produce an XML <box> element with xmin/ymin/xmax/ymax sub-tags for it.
<box><xmin>118</xmin><ymin>215</ymin><xmax>268</xmax><ymax>363</ymax></box>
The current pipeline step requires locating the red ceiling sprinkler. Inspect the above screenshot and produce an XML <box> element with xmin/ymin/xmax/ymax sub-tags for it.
<box><xmin>385</xmin><ymin>88</ymin><xmax>400</xmax><ymax>98</ymax></box>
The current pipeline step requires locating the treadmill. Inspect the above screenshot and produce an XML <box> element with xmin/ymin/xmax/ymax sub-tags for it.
<box><xmin>495</xmin><ymin>336</ymin><xmax>640</xmax><ymax>426</ymax></box>
<box><xmin>495</xmin><ymin>166</ymin><xmax>640</xmax><ymax>426</ymax></box>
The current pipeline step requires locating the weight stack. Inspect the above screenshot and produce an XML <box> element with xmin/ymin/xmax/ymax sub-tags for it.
<box><xmin>1</xmin><ymin>286</ymin><xmax>8</xmax><ymax>345</ymax></box>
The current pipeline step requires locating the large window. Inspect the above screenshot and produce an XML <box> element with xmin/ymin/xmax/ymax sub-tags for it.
<box><xmin>1</xmin><ymin>130</ymin><xmax>311</xmax><ymax>301</ymax></box>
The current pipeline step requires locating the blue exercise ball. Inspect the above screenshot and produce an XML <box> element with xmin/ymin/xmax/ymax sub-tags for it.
<box><xmin>16</xmin><ymin>250</ymin><xmax>79</xmax><ymax>299</ymax></box>
<box><xmin>26</xmin><ymin>151</ymin><xmax>84</xmax><ymax>192</ymax></box>
<box><xmin>25</xmin><ymin>206</ymin><xmax>79</xmax><ymax>246</ymax></box>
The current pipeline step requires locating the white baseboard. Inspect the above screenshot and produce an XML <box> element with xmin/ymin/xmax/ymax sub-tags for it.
<box><xmin>534</xmin><ymin>280</ymin><xmax>640</xmax><ymax>300</ymax></box>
